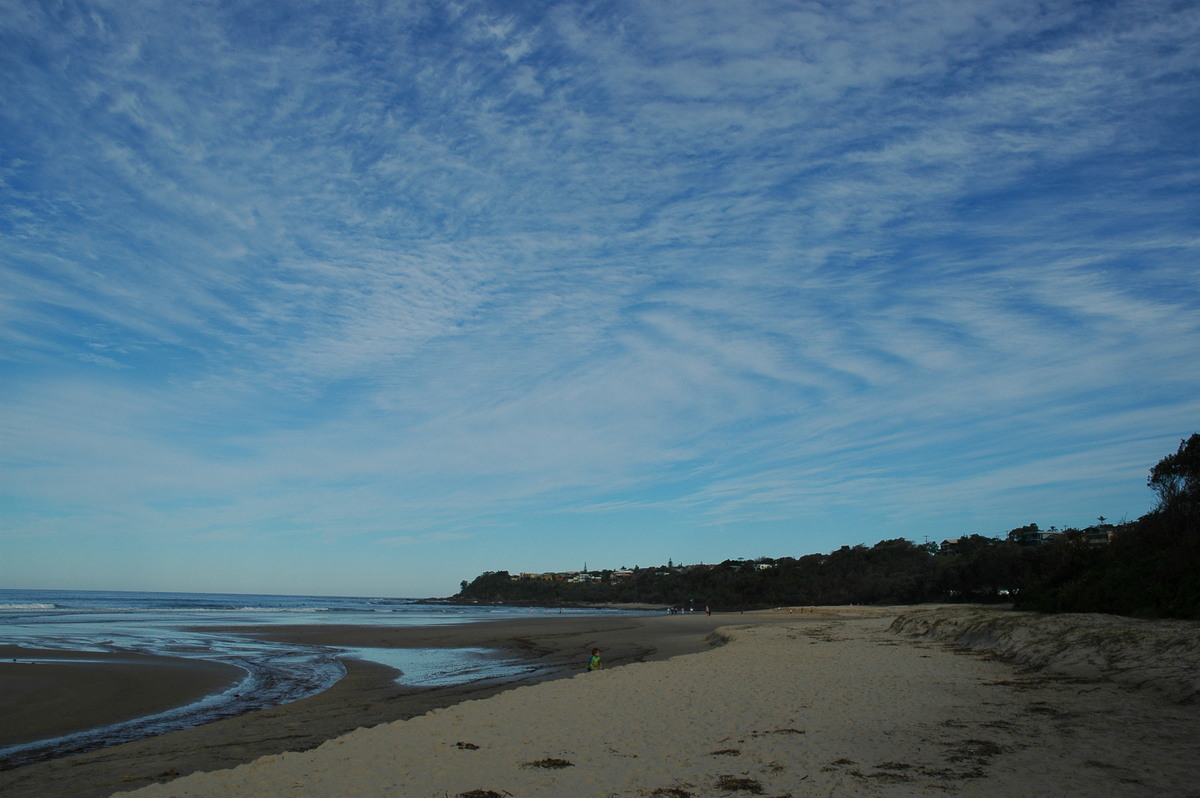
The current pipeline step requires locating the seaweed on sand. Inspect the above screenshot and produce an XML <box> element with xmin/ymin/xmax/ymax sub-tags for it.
<box><xmin>712</xmin><ymin>774</ymin><xmax>764</xmax><ymax>793</ymax></box>
<box><xmin>521</xmin><ymin>757</ymin><xmax>575</xmax><ymax>769</ymax></box>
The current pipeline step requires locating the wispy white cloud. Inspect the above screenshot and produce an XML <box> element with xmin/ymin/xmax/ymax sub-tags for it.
<box><xmin>1</xmin><ymin>0</ymin><xmax>1197</xmax><ymax>593</ymax></box>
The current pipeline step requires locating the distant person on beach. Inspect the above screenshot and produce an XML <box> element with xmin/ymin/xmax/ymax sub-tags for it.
<box><xmin>587</xmin><ymin>648</ymin><xmax>603</xmax><ymax>671</ymax></box>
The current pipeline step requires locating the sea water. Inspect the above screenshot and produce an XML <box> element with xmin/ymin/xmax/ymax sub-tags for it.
<box><xmin>0</xmin><ymin>588</ymin><xmax>629</xmax><ymax>768</ymax></box>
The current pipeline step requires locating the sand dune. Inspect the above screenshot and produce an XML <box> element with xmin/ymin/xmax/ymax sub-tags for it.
<box><xmin>891</xmin><ymin>606</ymin><xmax>1200</xmax><ymax>704</ymax></box>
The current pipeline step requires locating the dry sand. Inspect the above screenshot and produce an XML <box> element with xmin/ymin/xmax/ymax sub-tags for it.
<box><xmin>110</xmin><ymin>606</ymin><xmax>1199</xmax><ymax>797</ymax></box>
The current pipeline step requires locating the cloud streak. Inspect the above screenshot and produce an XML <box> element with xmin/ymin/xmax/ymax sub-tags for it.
<box><xmin>2</xmin><ymin>0</ymin><xmax>1198</xmax><ymax>595</ymax></box>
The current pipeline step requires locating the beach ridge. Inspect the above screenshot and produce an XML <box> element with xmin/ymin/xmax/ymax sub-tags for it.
<box><xmin>890</xmin><ymin>606</ymin><xmax>1200</xmax><ymax>703</ymax></box>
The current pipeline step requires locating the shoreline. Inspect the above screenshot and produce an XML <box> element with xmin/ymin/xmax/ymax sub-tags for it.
<box><xmin>0</xmin><ymin>609</ymin><xmax>683</xmax><ymax>763</ymax></box>
<box><xmin>0</xmin><ymin>611</ymin><xmax>743</xmax><ymax>798</ymax></box>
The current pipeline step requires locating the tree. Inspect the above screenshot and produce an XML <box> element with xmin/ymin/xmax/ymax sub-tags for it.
<box><xmin>1148</xmin><ymin>433</ymin><xmax>1200</xmax><ymax>515</ymax></box>
<box><xmin>1016</xmin><ymin>433</ymin><xmax>1200</xmax><ymax>618</ymax></box>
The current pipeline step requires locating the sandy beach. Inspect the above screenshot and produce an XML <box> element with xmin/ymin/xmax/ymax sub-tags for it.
<box><xmin>3</xmin><ymin>606</ymin><xmax>1198</xmax><ymax>797</ymax></box>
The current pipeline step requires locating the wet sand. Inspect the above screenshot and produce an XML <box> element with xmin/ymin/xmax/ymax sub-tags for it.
<box><xmin>0</xmin><ymin>612</ymin><xmax>736</xmax><ymax>798</ymax></box>
<box><xmin>0</xmin><ymin>647</ymin><xmax>244</xmax><ymax>749</ymax></box>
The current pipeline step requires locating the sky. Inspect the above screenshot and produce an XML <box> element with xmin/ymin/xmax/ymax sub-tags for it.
<box><xmin>2</xmin><ymin>0</ymin><xmax>1198</xmax><ymax>599</ymax></box>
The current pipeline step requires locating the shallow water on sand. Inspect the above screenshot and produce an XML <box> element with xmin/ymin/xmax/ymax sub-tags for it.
<box><xmin>0</xmin><ymin>589</ymin><xmax>629</xmax><ymax>768</ymax></box>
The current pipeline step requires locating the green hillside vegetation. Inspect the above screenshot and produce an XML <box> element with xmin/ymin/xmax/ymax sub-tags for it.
<box><xmin>456</xmin><ymin>434</ymin><xmax>1200</xmax><ymax>619</ymax></box>
<box><xmin>1017</xmin><ymin>433</ymin><xmax>1200</xmax><ymax>617</ymax></box>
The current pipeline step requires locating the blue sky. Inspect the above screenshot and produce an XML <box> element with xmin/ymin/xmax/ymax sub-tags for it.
<box><xmin>2</xmin><ymin>0</ymin><xmax>1198</xmax><ymax>598</ymax></box>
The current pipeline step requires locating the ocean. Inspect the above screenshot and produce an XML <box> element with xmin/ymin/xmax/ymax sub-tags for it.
<box><xmin>0</xmin><ymin>588</ymin><xmax>631</xmax><ymax>768</ymax></box>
